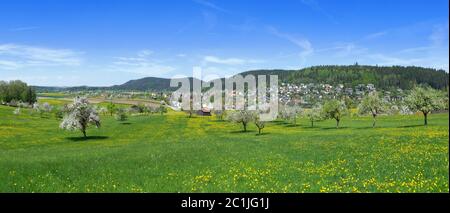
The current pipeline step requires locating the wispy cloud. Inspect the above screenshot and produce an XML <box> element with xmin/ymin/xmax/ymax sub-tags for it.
<box><xmin>315</xmin><ymin>30</ymin><xmax>388</xmax><ymax>59</ymax></box>
<box><xmin>193</xmin><ymin>0</ymin><xmax>229</xmax><ymax>13</ymax></box>
<box><xmin>363</xmin><ymin>31</ymin><xmax>388</xmax><ymax>40</ymax></box>
<box><xmin>367</xmin><ymin>54</ymin><xmax>423</xmax><ymax>66</ymax></box>
<box><xmin>0</xmin><ymin>43</ymin><xmax>82</xmax><ymax>70</ymax></box>
<box><xmin>203</xmin><ymin>55</ymin><xmax>264</xmax><ymax>65</ymax></box>
<box><xmin>267</xmin><ymin>26</ymin><xmax>313</xmax><ymax>60</ymax></box>
<box><xmin>0</xmin><ymin>60</ymin><xmax>21</xmax><ymax>70</ymax></box>
<box><xmin>230</xmin><ymin>18</ymin><xmax>257</xmax><ymax>33</ymax></box>
<box><xmin>8</xmin><ymin>26</ymin><xmax>39</xmax><ymax>32</ymax></box>
<box><xmin>111</xmin><ymin>50</ymin><xmax>175</xmax><ymax>76</ymax></box>
<box><xmin>429</xmin><ymin>23</ymin><xmax>448</xmax><ymax>47</ymax></box>
<box><xmin>300</xmin><ymin>0</ymin><xmax>337</xmax><ymax>24</ymax></box>
<box><xmin>137</xmin><ymin>49</ymin><xmax>153</xmax><ymax>57</ymax></box>
<box><xmin>387</xmin><ymin>22</ymin><xmax>449</xmax><ymax>70</ymax></box>
<box><xmin>318</xmin><ymin>42</ymin><xmax>368</xmax><ymax>58</ymax></box>
<box><xmin>202</xmin><ymin>11</ymin><xmax>218</xmax><ymax>29</ymax></box>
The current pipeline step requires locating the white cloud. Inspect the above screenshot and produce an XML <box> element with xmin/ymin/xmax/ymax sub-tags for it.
<box><xmin>429</xmin><ymin>24</ymin><xmax>448</xmax><ymax>47</ymax></box>
<box><xmin>203</xmin><ymin>55</ymin><xmax>264</xmax><ymax>65</ymax></box>
<box><xmin>363</xmin><ymin>31</ymin><xmax>387</xmax><ymax>40</ymax></box>
<box><xmin>317</xmin><ymin>42</ymin><xmax>368</xmax><ymax>58</ymax></box>
<box><xmin>368</xmin><ymin>54</ymin><xmax>423</xmax><ymax>66</ymax></box>
<box><xmin>9</xmin><ymin>26</ymin><xmax>40</xmax><ymax>32</ymax></box>
<box><xmin>111</xmin><ymin>50</ymin><xmax>175</xmax><ymax>76</ymax></box>
<box><xmin>201</xmin><ymin>66</ymin><xmax>241</xmax><ymax>78</ymax></box>
<box><xmin>300</xmin><ymin>0</ymin><xmax>337</xmax><ymax>24</ymax></box>
<box><xmin>137</xmin><ymin>49</ymin><xmax>153</xmax><ymax>57</ymax></box>
<box><xmin>202</xmin><ymin>11</ymin><xmax>218</xmax><ymax>29</ymax></box>
<box><xmin>0</xmin><ymin>43</ymin><xmax>82</xmax><ymax>70</ymax></box>
<box><xmin>267</xmin><ymin>26</ymin><xmax>313</xmax><ymax>60</ymax></box>
<box><xmin>0</xmin><ymin>60</ymin><xmax>21</xmax><ymax>70</ymax></box>
<box><xmin>193</xmin><ymin>0</ymin><xmax>229</xmax><ymax>13</ymax></box>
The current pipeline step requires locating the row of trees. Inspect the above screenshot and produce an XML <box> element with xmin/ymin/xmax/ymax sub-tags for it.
<box><xmin>9</xmin><ymin>86</ymin><xmax>445</xmax><ymax>138</ymax></box>
<box><xmin>0</xmin><ymin>80</ymin><xmax>37</xmax><ymax>105</ymax></box>
<box><xmin>58</xmin><ymin>99</ymin><xmax>169</xmax><ymax>137</ymax></box>
<box><xmin>225</xmin><ymin>86</ymin><xmax>447</xmax><ymax>133</ymax></box>
<box><xmin>106</xmin><ymin>102</ymin><xmax>167</xmax><ymax>116</ymax></box>
<box><xmin>10</xmin><ymin>96</ymin><xmax>169</xmax><ymax>138</ymax></box>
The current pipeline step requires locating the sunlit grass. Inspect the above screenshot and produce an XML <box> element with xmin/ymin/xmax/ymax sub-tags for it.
<box><xmin>0</xmin><ymin>105</ymin><xmax>448</xmax><ymax>192</ymax></box>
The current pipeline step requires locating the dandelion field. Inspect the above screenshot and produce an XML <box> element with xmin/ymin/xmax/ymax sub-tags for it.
<box><xmin>0</xmin><ymin>105</ymin><xmax>448</xmax><ymax>192</ymax></box>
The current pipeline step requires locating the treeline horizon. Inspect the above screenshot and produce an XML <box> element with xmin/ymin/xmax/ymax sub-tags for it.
<box><xmin>2</xmin><ymin>64</ymin><xmax>449</xmax><ymax>92</ymax></box>
<box><xmin>0</xmin><ymin>80</ymin><xmax>37</xmax><ymax>105</ymax></box>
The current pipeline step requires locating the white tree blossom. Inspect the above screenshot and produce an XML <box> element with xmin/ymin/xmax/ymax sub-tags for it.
<box><xmin>279</xmin><ymin>105</ymin><xmax>302</xmax><ymax>125</ymax></box>
<box><xmin>60</xmin><ymin>97</ymin><xmax>101</xmax><ymax>138</ymax></box>
<box><xmin>253</xmin><ymin>112</ymin><xmax>266</xmax><ymax>135</ymax></box>
<box><xmin>13</xmin><ymin>107</ymin><xmax>20</xmax><ymax>115</ymax></box>
<box><xmin>405</xmin><ymin>86</ymin><xmax>445</xmax><ymax>125</ymax></box>
<box><xmin>305</xmin><ymin>104</ymin><xmax>323</xmax><ymax>127</ymax></box>
<box><xmin>357</xmin><ymin>92</ymin><xmax>387</xmax><ymax>127</ymax></box>
<box><xmin>227</xmin><ymin>110</ymin><xmax>255</xmax><ymax>132</ymax></box>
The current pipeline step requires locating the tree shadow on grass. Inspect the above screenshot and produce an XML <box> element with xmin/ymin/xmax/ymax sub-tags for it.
<box><xmin>211</xmin><ymin>120</ymin><xmax>226</xmax><ymax>123</ymax></box>
<box><xmin>355</xmin><ymin>126</ymin><xmax>378</xmax><ymax>130</ymax></box>
<box><xmin>320</xmin><ymin>127</ymin><xmax>349</xmax><ymax>130</ymax></box>
<box><xmin>285</xmin><ymin>124</ymin><xmax>301</xmax><ymax>128</ymax></box>
<box><xmin>303</xmin><ymin>126</ymin><xmax>318</xmax><ymax>129</ymax></box>
<box><xmin>271</xmin><ymin>120</ymin><xmax>288</xmax><ymax>126</ymax></box>
<box><xmin>66</xmin><ymin>136</ymin><xmax>109</xmax><ymax>142</ymax></box>
<box><xmin>256</xmin><ymin>132</ymin><xmax>270</xmax><ymax>136</ymax></box>
<box><xmin>229</xmin><ymin>130</ymin><xmax>257</xmax><ymax>134</ymax></box>
<box><xmin>120</xmin><ymin>122</ymin><xmax>132</xmax><ymax>125</ymax></box>
<box><xmin>398</xmin><ymin>124</ymin><xmax>425</xmax><ymax>128</ymax></box>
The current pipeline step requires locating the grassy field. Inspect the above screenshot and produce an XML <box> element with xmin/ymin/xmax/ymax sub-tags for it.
<box><xmin>37</xmin><ymin>97</ymin><xmax>157</xmax><ymax>108</ymax></box>
<box><xmin>0</xmin><ymin>105</ymin><xmax>448</xmax><ymax>192</ymax></box>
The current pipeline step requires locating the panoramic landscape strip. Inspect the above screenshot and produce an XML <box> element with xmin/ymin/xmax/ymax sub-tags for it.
<box><xmin>0</xmin><ymin>0</ymin><xmax>448</xmax><ymax>196</ymax></box>
<box><xmin>0</xmin><ymin>65</ymin><xmax>448</xmax><ymax>192</ymax></box>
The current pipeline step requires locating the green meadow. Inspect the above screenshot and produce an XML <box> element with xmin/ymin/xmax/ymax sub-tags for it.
<box><xmin>0</xmin><ymin>105</ymin><xmax>448</xmax><ymax>192</ymax></box>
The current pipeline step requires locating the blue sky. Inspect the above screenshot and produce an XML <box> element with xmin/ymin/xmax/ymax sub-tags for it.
<box><xmin>0</xmin><ymin>0</ymin><xmax>448</xmax><ymax>86</ymax></box>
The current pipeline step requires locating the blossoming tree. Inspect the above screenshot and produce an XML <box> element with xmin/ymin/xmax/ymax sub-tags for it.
<box><xmin>60</xmin><ymin>97</ymin><xmax>101</xmax><ymax>138</ymax></box>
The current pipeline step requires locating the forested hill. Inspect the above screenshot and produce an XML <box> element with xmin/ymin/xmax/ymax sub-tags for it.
<box><xmin>34</xmin><ymin>65</ymin><xmax>448</xmax><ymax>92</ymax></box>
<box><xmin>111</xmin><ymin>77</ymin><xmax>172</xmax><ymax>91</ymax></box>
<box><xmin>239</xmin><ymin>65</ymin><xmax>449</xmax><ymax>90</ymax></box>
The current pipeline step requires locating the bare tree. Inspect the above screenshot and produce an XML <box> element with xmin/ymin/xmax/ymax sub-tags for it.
<box><xmin>253</xmin><ymin>112</ymin><xmax>266</xmax><ymax>135</ymax></box>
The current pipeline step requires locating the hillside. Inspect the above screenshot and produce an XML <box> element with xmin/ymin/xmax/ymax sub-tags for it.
<box><xmin>34</xmin><ymin>65</ymin><xmax>449</xmax><ymax>92</ymax></box>
<box><xmin>239</xmin><ymin>65</ymin><xmax>449</xmax><ymax>90</ymax></box>
<box><xmin>111</xmin><ymin>77</ymin><xmax>173</xmax><ymax>91</ymax></box>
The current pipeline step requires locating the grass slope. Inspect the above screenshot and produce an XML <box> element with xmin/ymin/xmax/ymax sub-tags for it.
<box><xmin>0</xmin><ymin>105</ymin><xmax>448</xmax><ymax>192</ymax></box>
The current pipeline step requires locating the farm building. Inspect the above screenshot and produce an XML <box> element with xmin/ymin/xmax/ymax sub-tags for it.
<box><xmin>197</xmin><ymin>107</ymin><xmax>211</xmax><ymax>116</ymax></box>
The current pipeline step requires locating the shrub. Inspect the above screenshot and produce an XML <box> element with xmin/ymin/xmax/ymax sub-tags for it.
<box><xmin>115</xmin><ymin>108</ymin><xmax>128</xmax><ymax>121</ymax></box>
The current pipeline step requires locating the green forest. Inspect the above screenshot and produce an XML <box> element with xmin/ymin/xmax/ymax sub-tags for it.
<box><xmin>241</xmin><ymin>65</ymin><xmax>449</xmax><ymax>90</ymax></box>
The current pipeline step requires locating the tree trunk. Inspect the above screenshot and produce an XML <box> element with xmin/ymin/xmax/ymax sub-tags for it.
<box><xmin>243</xmin><ymin>122</ymin><xmax>247</xmax><ymax>132</ymax></box>
<box><xmin>311</xmin><ymin>120</ymin><xmax>314</xmax><ymax>127</ymax></box>
<box><xmin>82</xmin><ymin>130</ymin><xmax>87</xmax><ymax>138</ymax></box>
<box><xmin>424</xmin><ymin>112</ymin><xmax>428</xmax><ymax>126</ymax></box>
<box><xmin>372</xmin><ymin>114</ymin><xmax>376</xmax><ymax>128</ymax></box>
<box><xmin>336</xmin><ymin>119</ymin><xmax>340</xmax><ymax>129</ymax></box>
<box><xmin>258</xmin><ymin>128</ymin><xmax>261</xmax><ymax>135</ymax></box>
